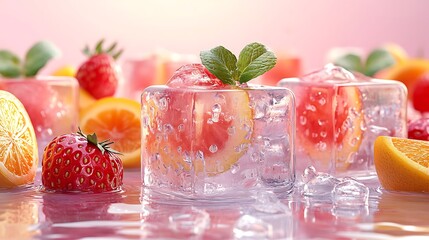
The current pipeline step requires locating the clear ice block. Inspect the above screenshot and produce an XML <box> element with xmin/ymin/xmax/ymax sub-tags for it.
<box><xmin>141</xmin><ymin>66</ymin><xmax>296</xmax><ymax>203</ymax></box>
<box><xmin>278</xmin><ymin>64</ymin><xmax>407</xmax><ymax>178</ymax></box>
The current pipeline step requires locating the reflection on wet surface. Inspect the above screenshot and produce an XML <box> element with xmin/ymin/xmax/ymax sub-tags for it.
<box><xmin>1</xmin><ymin>170</ymin><xmax>429</xmax><ymax>239</ymax></box>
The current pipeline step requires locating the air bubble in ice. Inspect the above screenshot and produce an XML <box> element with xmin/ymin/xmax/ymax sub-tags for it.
<box><xmin>231</xmin><ymin>163</ymin><xmax>240</xmax><ymax>174</ymax></box>
<box><xmin>159</xmin><ymin>97</ymin><xmax>168</xmax><ymax>110</ymax></box>
<box><xmin>332</xmin><ymin>178</ymin><xmax>369</xmax><ymax>208</ymax></box>
<box><xmin>299</xmin><ymin>116</ymin><xmax>307</xmax><ymax>125</ymax></box>
<box><xmin>227</xmin><ymin>126</ymin><xmax>236</xmax><ymax>135</ymax></box>
<box><xmin>209</xmin><ymin>144</ymin><xmax>218</xmax><ymax>153</ymax></box>
<box><xmin>211</xmin><ymin>103</ymin><xmax>221</xmax><ymax>122</ymax></box>
<box><xmin>303</xmin><ymin>173</ymin><xmax>340</xmax><ymax>197</ymax></box>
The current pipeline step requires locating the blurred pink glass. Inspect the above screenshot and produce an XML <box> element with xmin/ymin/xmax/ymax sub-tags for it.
<box><xmin>0</xmin><ymin>76</ymin><xmax>79</xmax><ymax>162</ymax></box>
<box><xmin>118</xmin><ymin>51</ymin><xmax>198</xmax><ymax>101</ymax></box>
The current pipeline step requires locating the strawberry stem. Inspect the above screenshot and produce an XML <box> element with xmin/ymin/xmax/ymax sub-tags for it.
<box><xmin>77</xmin><ymin>128</ymin><xmax>121</xmax><ymax>155</ymax></box>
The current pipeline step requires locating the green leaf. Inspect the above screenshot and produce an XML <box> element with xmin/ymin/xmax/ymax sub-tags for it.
<box><xmin>200</xmin><ymin>46</ymin><xmax>237</xmax><ymax>85</ymax></box>
<box><xmin>239</xmin><ymin>51</ymin><xmax>276</xmax><ymax>83</ymax></box>
<box><xmin>364</xmin><ymin>48</ymin><xmax>395</xmax><ymax>77</ymax></box>
<box><xmin>95</xmin><ymin>39</ymin><xmax>104</xmax><ymax>54</ymax></box>
<box><xmin>0</xmin><ymin>50</ymin><xmax>21</xmax><ymax>78</ymax></box>
<box><xmin>23</xmin><ymin>41</ymin><xmax>61</xmax><ymax>77</ymax></box>
<box><xmin>237</xmin><ymin>43</ymin><xmax>268</xmax><ymax>72</ymax></box>
<box><xmin>334</xmin><ymin>53</ymin><xmax>364</xmax><ymax>73</ymax></box>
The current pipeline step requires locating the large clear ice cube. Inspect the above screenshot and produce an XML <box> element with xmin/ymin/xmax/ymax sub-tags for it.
<box><xmin>278</xmin><ymin>64</ymin><xmax>407</xmax><ymax>178</ymax></box>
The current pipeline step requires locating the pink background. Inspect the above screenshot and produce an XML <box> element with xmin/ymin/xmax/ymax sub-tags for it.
<box><xmin>1</xmin><ymin>0</ymin><xmax>428</xmax><ymax>73</ymax></box>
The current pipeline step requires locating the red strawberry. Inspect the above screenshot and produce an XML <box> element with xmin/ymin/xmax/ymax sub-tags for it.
<box><xmin>75</xmin><ymin>40</ymin><xmax>123</xmax><ymax>99</ymax></box>
<box><xmin>41</xmin><ymin>129</ymin><xmax>123</xmax><ymax>193</ymax></box>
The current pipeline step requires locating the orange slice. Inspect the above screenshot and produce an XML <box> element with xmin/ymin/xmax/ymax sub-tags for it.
<box><xmin>80</xmin><ymin>97</ymin><xmax>141</xmax><ymax>168</ymax></box>
<box><xmin>143</xmin><ymin>89</ymin><xmax>253</xmax><ymax>175</ymax></box>
<box><xmin>296</xmin><ymin>86</ymin><xmax>363</xmax><ymax>172</ymax></box>
<box><xmin>374</xmin><ymin>136</ymin><xmax>429</xmax><ymax>192</ymax></box>
<box><xmin>0</xmin><ymin>90</ymin><xmax>38</xmax><ymax>188</ymax></box>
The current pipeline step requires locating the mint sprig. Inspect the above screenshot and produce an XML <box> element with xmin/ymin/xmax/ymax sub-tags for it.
<box><xmin>200</xmin><ymin>42</ymin><xmax>277</xmax><ymax>85</ymax></box>
<box><xmin>334</xmin><ymin>48</ymin><xmax>395</xmax><ymax>77</ymax></box>
<box><xmin>0</xmin><ymin>41</ymin><xmax>60</xmax><ymax>78</ymax></box>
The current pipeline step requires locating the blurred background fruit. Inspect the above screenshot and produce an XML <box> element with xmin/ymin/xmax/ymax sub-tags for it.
<box><xmin>80</xmin><ymin>97</ymin><xmax>141</xmax><ymax>168</ymax></box>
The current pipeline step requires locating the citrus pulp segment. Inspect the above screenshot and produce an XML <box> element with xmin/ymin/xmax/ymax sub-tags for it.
<box><xmin>374</xmin><ymin>136</ymin><xmax>429</xmax><ymax>192</ymax></box>
<box><xmin>80</xmin><ymin>97</ymin><xmax>141</xmax><ymax>168</ymax></box>
<box><xmin>0</xmin><ymin>90</ymin><xmax>38</xmax><ymax>188</ymax></box>
<box><xmin>296</xmin><ymin>85</ymin><xmax>363</xmax><ymax>172</ymax></box>
<box><xmin>144</xmin><ymin>88</ymin><xmax>253</xmax><ymax>176</ymax></box>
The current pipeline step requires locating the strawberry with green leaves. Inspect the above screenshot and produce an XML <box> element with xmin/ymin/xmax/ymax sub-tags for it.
<box><xmin>76</xmin><ymin>40</ymin><xmax>123</xmax><ymax>99</ymax></box>
<box><xmin>42</xmin><ymin>129</ymin><xmax>123</xmax><ymax>193</ymax></box>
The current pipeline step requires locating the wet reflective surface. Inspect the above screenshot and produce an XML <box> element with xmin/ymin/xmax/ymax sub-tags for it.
<box><xmin>1</xmin><ymin>170</ymin><xmax>429</xmax><ymax>239</ymax></box>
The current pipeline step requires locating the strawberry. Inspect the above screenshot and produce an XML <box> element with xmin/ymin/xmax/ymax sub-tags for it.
<box><xmin>41</xmin><ymin>128</ymin><xmax>123</xmax><ymax>193</ymax></box>
<box><xmin>75</xmin><ymin>40</ymin><xmax>123</xmax><ymax>99</ymax></box>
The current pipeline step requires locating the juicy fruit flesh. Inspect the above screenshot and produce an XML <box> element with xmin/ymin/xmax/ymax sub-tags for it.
<box><xmin>83</xmin><ymin>108</ymin><xmax>141</xmax><ymax>153</ymax></box>
<box><xmin>80</xmin><ymin>97</ymin><xmax>141</xmax><ymax>168</ymax></box>
<box><xmin>296</xmin><ymin>85</ymin><xmax>363</xmax><ymax>171</ymax></box>
<box><xmin>144</xmin><ymin>89</ymin><xmax>253</xmax><ymax>175</ymax></box>
<box><xmin>0</xmin><ymin>91</ymin><xmax>38</xmax><ymax>187</ymax></box>
<box><xmin>392</xmin><ymin>138</ymin><xmax>429</xmax><ymax>168</ymax></box>
<box><xmin>374</xmin><ymin>136</ymin><xmax>429</xmax><ymax>192</ymax></box>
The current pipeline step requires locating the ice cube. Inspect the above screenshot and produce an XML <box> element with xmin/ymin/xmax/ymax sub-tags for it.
<box><xmin>301</xmin><ymin>64</ymin><xmax>364</xmax><ymax>83</ymax></box>
<box><xmin>252</xmin><ymin>191</ymin><xmax>289</xmax><ymax>214</ymax></box>
<box><xmin>168</xmin><ymin>207</ymin><xmax>210</xmax><ymax>235</ymax></box>
<box><xmin>233</xmin><ymin>215</ymin><xmax>273</xmax><ymax>239</ymax></box>
<box><xmin>302</xmin><ymin>166</ymin><xmax>318</xmax><ymax>184</ymax></box>
<box><xmin>166</xmin><ymin>64</ymin><xmax>224</xmax><ymax>89</ymax></box>
<box><xmin>332</xmin><ymin>177</ymin><xmax>369</xmax><ymax>208</ymax></box>
<box><xmin>303</xmin><ymin>172</ymin><xmax>340</xmax><ymax>197</ymax></box>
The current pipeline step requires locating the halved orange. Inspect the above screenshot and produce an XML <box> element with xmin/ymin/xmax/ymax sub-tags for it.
<box><xmin>143</xmin><ymin>88</ymin><xmax>253</xmax><ymax>175</ymax></box>
<box><xmin>0</xmin><ymin>90</ymin><xmax>38</xmax><ymax>188</ymax></box>
<box><xmin>80</xmin><ymin>97</ymin><xmax>141</xmax><ymax>168</ymax></box>
<box><xmin>296</xmin><ymin>85</ymin><xmax>363</xmax><ymax>172</ymax></box>
<box><xmin>374</xmin><ymin>136</ymin><xmax>429</xmax><ymax>192</ymax></box>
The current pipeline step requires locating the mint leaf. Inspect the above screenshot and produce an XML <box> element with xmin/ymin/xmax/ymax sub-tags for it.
<box><xmin>200</xmin><ymin>46</ymin><xmax>237</xmax><ymax>85</ymax></box>
<box><xmin>238</xmin><ymin>50</ymin><xmax>276</xmax><ymax>83</ymax></box>
<box><xmin>334</xmin><ymin>53</ymin><xmax>364</xmax><ymax>73</ymax></box>
<box><xmin>364</xmin><ymin>48</ymin><xmax>395</xmax><ymax>77</ymax></box>
<box><xmin>0</xmin><ymin>50</ymin><xmax>21</xmax><ymax>78</ymax></box>
<box><xmin>23</xmin><ymin>41</ymin><xmax>60</xmax><ymax>77</ymax></box>
<box><xmin>237</xmin><ymin>43</ymin><xmax>268</xmax><ymax>72</ymax></box>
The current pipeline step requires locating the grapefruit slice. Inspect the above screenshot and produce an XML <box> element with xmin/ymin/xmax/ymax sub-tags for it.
<box><xmin>0</xmin><ymin>90</ymin><xmax>38</xmax><ymax>188</ymax></box>
<box><xmin>296</xmin><ymin>85</ymin><xmax>363</xmax><ymax>171</ymax></box>
<box><xmin>143</xmin><ymin>88</ymin><xmax>253</xmax><ymax>175</ymax></box>
<box><xmin>80</xmin><ymin>97</ymin><xmax>141</xmax><ymax>168</ymax></box>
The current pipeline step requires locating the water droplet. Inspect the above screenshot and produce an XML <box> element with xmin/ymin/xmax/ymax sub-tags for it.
<box><xmin>305</xmin><ymin>104</ymin><xmax>316</xmax><ymax>112</ymax></box>
<box><xmin>320</xmin><ymin>131</ymin><xmax>327</xmax><ymax>138</ymax></box>
<box><xmin>196</xmin><ymin>150</ymin><xmax>204</xmax><ymax>160</ymax></box>
<box><xmin>178</xmin><ymin>124</ymin><xmax>184</xmax><ymax>132</ymax></box>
